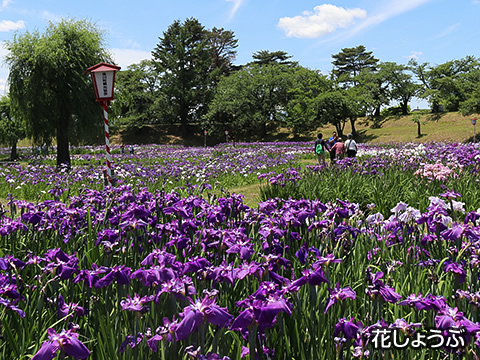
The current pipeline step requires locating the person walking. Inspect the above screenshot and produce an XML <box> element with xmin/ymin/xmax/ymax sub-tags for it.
<box><xmin>345</xmin><ymin>133</ymin><xmax>358</xmax><ymax>157</ymax></box>
<box><xmin>328</xmin><ymin>131</ymin><xmax>339</xmax><ymax>162</ymax></box>
<box><xmin>314</xmin><ymin>133</ymin><xmax>329</xmax><ymax>165</ymax></box>
<box><xmin>331</xmin><ymin>138</ymin><xmax>346</xmax><ymax>160</ymax></box>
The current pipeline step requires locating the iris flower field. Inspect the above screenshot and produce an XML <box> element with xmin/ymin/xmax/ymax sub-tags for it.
<box><xmin>0</xmin><ymin>141</ymin><xmax>480</xmax><ymax>359</ymax></box>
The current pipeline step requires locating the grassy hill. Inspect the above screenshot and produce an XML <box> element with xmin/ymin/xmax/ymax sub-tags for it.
<box><xmin>350</xmin><ymin>111</ymin><xmax>478</xmax><ymax>143</ymax></box>
<box><xmin>109</xmin><ymin>111</ymin><xmax>479</xmax><ymax>146</ymax></box>
<box><xmin>15</xmin><ymin>111</ymin><xmax>476</xmax><ymax>149</ymax></box>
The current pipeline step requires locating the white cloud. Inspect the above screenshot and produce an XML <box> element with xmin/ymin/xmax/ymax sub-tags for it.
<box><xmin>226</xmin><ymin>0</ymin><xmax>245</xmax><ymax>20</ymax></box>
<box><xmin>346</xmin><ymin>0</ymin><xmax>434</xmax><ymax>37</ymax></box>
<box><xmin>0</xmin><ymin>0</ymin><xmax>12</xmax><ymax>11</ymax></box>
<box><xmin>111</xmin><ymin>48</ymin><xmax>151</xmax><ymax>69</ymax></box>
<box><xmin>41</xmin><ymin>10</ymin><xmax>63</xmax><ymax>23</ymax></box>
<box><xmin>277</xmin><ymin>4</ymin><xmax>367</xmax><ymax>39</ymax></box>
<box><xmin>404</xmin><ymin>51</ymin><xmax>423</xmax><ymax>60</ymax></box>
<box><xmin>0</xmin><ymin>76</ymin><xmax>7</xmax><ymax>94</ymax></box>
<box><xmin>0</xmin><ymin>20</ymin><xmax>24</xmax><ymax>32</ymax></box>
<box><xmin>433</xmin><ymin>23</ymin><xmax>460</xmax><ymax>39</ymax></box>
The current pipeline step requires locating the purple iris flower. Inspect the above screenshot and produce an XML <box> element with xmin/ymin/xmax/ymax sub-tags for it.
<box><xmin>154</xmin><ymin>276</ymin><xmax>196</xmax><ymax>302</ymax></box>
<box><xmin>464</xmin><ymin>211</ymin><xmax>480</xmax><ymax>225</ymax></box>
<box><xmin>324</xmin><ymin>283</ymin><xmax>356</xmax><ymax>313</ymax></box>
<box><xmin>390</xmin><ymin>318</ymin><xmax>422</xmax><ymax>335</ymax></box>
<box><xmin>233</xmin><ymin>261</ymin><xmax>262</xmax><ymax>281</ymax></box>
<box><xmin>119</xmin><ymin>216</ymin><xmax>149</xmax><ymax>230</ymax></box>
<box><xmin>365</xmin><ymin>269</ymin><xmax>402</xmax><ymax>303</ymax></box>
<box><xmin>32</xmin><ymin>328</ymin><xmax>90</xmax><ymax>360</ymax></box>
<box><xmin>120</xmin><ymin>294</ymin><xmax>154</xmax><ymax>313</ymax></box>
<box><xmin>378</xmin><ymin>285</ymin><xmax>403</xmax><ymax>303</ymax></box>
<box><xmin>57</xmin><ymin>294</ymin><xmax>87</xmax><ymax>319</ymax></box>
<box><xmin>175</xmin><ymin>294</ymin><xmax>233</xmax><ymax>341</ymax></box>
<box><xmin>140</xmin><ymin>249</ymin><xmax>177</xmax><ymax>267</ymax></box>
<box><xmin>95</xmin><ymin>265</ymin><xmax>131</xmax><ymax>288</ymax></box>
<box><xmin>416</xmin><ymin>294</ymin><xmax>447</xmax><ymax>311</ymax></box>
<box><xmin>435</xmin><ymin>306</ymin><xmax>463</xmax><ymax>329</ymax></box>
<box><xmin>230</xmin><ymin>295</ymin><xmax>292</xmax><ymax>333</ymax></box>
<box><xmin>184</xmin><ymin>345</ymin><xmax>232</xmax><ymax>359</ymax></box>
<box><xmin>0</xmin><ymin>255</ymin><xmax>25</xmax><ymax>270</ymax></box>
<box><xmin>334</xmin><ymin>318</ymin><xmax>361</xmax><ymax>341</ymax></box>
<box><xmin>253</xmin><ymin>297</ymin><xmax>292</xmax><ymax>326</ymax></box>
<box><xmin>0</xmin><ymin>218</ymin><xmax>27</xmax><ymax>236</ymax></box>
<box><xmin>439</xmin><ymin>190</ymin><xmax>461</xmax><ymax>199</ymax></box>
<box><xmin>252</xmin><ymin>281</ymin><xmax>278</xmax><ymax>299</ymax></box>
<box><xmin>205</xmin><ymin>260</ymin><xmax>235</xmax><ymax>286</ymax></box>
<box><xmin>288</xmin><ymin>267</ymin><xmax>328</xmax><ymax>292</ymax></box>
<box><xmin>0</xmin><ymin>257</ymin><xmax>9</xmax><ymax>271</ymax></box>
<box><xmin>444</xmin><ymin>260</ymin><xmax>467</xmax><ymax>283</ymax></box>
<box><xmin>397</xmin><ymin>293</ymin><xmax>425</xmax><ymax>309</ymax></box>
<box><xmin>0</xmin><ymin>274</ymin><xmax>23</xmax><ymax>300</ymax></box>
<box><xmin>130</xmin><ymin>265</ymin><xmax>176</xmax><ymax>287</ymax></box>
<box><xmin>43</xmin><ymin>249</ymin><xmax>79</xmax><ymax>280</ymax></box>
<box><xmin>147</xmin><ymin>317</ymin><xmax>178</xmax><ymax>352</ymax></box>
<box><xmin>73</xmin><ymin>263</ymin><xmax>108</xmax><ymax>288</ymax></box>
<box><xmin>313</xmin><ymin>253</ymin><xmax>342</xmax><ymax>268</ymax></box>
<box><xmin>182</xmin><ymin>256</ymin><xmax>212</xmax><ymax>274</ymax></box>
<box><xmin>295</xmin><ymin>243</ymin><xmax>308</xmax><ymax>264</ymax></box>
<box><xmin>0</xmin><ymin>296</ymin><xmax>25</xmax><ymax>317</ymax></box>
<box><xmin>441</xmin><ymin>225</ymin><xmax>465</xmax><ymax>241</ymax></box>
<box><xmin>95</xmin><ymin>228</ymin><xmax>119</xmax><ymax>246</ymax></box>
<box><xmin>21</xmin><ymin>211</ymin><xmax>44</xmax><ymax>225</ymax></box>
<box><xmin>460</xmin><ymin>318</ymin><xmax>480</xmax><ymax>334</ymax></box>
<box><xmin>119</xmin><ymin>332</ymin><xmax>144</xmax><ymax>354</ymax></box>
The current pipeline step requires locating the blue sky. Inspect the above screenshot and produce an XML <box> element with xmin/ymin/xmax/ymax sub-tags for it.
<box><xmin>0</xmin><ymin>0</ymin><xmax>479</xmax><ymax>108</ymax></box>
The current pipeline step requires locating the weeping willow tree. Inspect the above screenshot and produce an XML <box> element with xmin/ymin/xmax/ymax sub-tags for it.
<box><xmin>5</xmin><ymin>19</ymin><xmax>113</xmax><ymax>167</ymax></box>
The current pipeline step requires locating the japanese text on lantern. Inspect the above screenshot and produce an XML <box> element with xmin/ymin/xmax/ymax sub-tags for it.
<box><xmin>102</xmin><ymin>72</ymin><xmax>108</xmax><ymax>97</ymax></box>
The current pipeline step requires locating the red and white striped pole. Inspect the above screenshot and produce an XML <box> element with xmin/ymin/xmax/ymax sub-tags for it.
<box><xmin>102</xmin><ymin>101</ymin><xmax>112</xmax><ymax>186</ymax></box>
<box><xmin>85</xmin><ymin>62</ymin><xmax>120</xmax><ymax>188</ymax></box>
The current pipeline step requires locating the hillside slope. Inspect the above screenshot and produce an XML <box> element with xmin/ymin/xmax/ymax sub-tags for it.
<box><xmin>110</xmin><ymin>112</ymin><xmax>479</xmax><ymax>146</ymax></box>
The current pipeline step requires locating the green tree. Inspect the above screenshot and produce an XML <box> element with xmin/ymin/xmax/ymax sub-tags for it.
<box><xmin>412</xmin><ymin>112</ymin><xmax>424</xmax><ymax>137</ymax></box>
<box><xmin>331</xmin><ymin>45</ymin><xmax>378</xmax><ymax>86</ymax></box>
<box><xmin>381</xmin><ymin>62</ymin><xmax>419</xmax><ymax>115</ymax></box>
<box><xmin>250</xmin><ymin>50</ymin><xmax>297</xmax><ymax>66</ymax></box>
<box><xmin>331</xmin><ymin>45</ymin><xmax>378</xmax><ymax>135</ymax></box>
<box><xmin>316</xmin><ymin>89</ymin><xmax>351</xmax><ymax>136</ymax></box>
<box><xmin>459</xmin><ymin>66</ymin><xmax>480</xmax><ymax>116</ymax></box>
<box><xmin>207</xmin><ymin>27</ymin><xmax>239</xmax><ymax>77</ymax></box>
<box><xmin>344</xmin><ymin>86</ymin><xmax>368</xmax><ymax>136</ymax></box>
<box><xmin>0</xmin><ymin>95</ymin><xmax>25</xmax><ymax>160</ymax></box>
<box><xmin>111</xmin><ymin>60</ymin><xmax>160</xmax><ymax>128</ymax></box>
<box><xmin>5</xmin><ymin>19</ymin><xmax>111</xmax><ymax>167</ymax></box>
<box><xmin>355</xmin><ymin>66</ymin><xmax>391</xmax><ymax>120</ymax></box>
<box><xmin>284</xmin><ymin>67</ymin><xmax>330</xmax><ymax>136</ymax></box>
<box><xmin>409</xmin><ymin>59</ymin><xmax>443</xmax><ymax>113</ymax></box>
<box><xmin>205</xmin><ymin>63</ymin><xmax>296</xmax><ymax>139</ymax></box>
<box><xmin>151</xmin><ymin>18</ymin><xmax>213</xmax><ymax>136</ymax></box>
<box><xmin>411</xmin><ymin>56</ymin><xmax>479</xmax><ymax>113</ymax></box>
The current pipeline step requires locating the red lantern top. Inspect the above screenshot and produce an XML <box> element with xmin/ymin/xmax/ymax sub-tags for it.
<box><xmin>85</xmin><ymin>62</ymin><xmax>121</xmax><ymax>102</ymax></box>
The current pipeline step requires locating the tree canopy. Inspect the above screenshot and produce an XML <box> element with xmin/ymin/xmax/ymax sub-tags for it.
<box><xmin>5</xmin><ymin>16</ymin><xmax>480</xmax><ymax>149</ymax></box>
<box><xmin>152</xmin><ymin>18</ymin><xmax>218</xmax><ymax>136</ymax></box>
<box><xmin>0</xmin><ymin>95</ymin><xmax>24</xmax><ymax>160</ymax></box>
<box><xmin>332</xmin><ymin>45</ymin><xmax>378</xmax><ymax>86</ymax></box>
<box><xmin>5</xmin><ymin>19</ymin><xmax>112</xmax><ymax>166</ymax></box>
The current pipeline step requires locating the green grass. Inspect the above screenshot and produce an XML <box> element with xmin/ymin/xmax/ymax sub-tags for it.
<box><xmin>228</xmin><ymin>183</ymin><xmax>264</xmax><ymax>207</ymax></box>
<box><xmin>8</xmin><ymin>111</ymin><xmax>480</xmax><ymax>149</ymax></box>
<box><xmin>353</xmin><ymin>112</ymin><xmax>479</xmax><ymax>143</ymax></box>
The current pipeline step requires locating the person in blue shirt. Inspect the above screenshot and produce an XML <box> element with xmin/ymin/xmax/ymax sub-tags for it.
<box><xmin>328</xmin><ymin>131</ymin><xmax>339</xmax><ymax>162</ymax></box>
